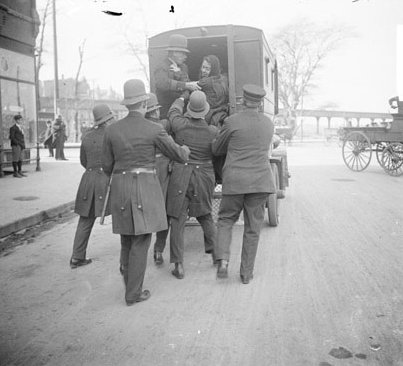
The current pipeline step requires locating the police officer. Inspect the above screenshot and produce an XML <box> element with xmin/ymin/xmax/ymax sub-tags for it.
<box><xmin>102</xmin><ymin>79</ymin><xmax>190</xmax><ymax>306</ymax></box>
<box><xmin>212</xmin><ymin>84</ymin><xmax>276</xmax><ymax>284</ymax></box>
<box><xmin>154</xmin><ymin>34</ymin><xmax>200</xmax><ymax>119</ymax></box>
<box><xmin>70</xmin><ymin>104</ymin><xmax>115</xmax><ymax>268</ymax></box>
<box><xmin>145</xmin><ymin>93</ymin><xmax>170</xmax><ymax>265</ymax></box>
<box><xmin>166</xmin><ymin>90</ymin><xmax>218</xmax><ymax>279</ymax></box>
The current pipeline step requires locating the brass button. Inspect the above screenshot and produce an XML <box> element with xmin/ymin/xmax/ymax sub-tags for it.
<box><xmin>138</xmin><ymin>205</ymin><xmax>142</xmax><ymax>209</ymax></box>
<box><xmin>99</xmin><ymin>196</ymin><xmax>103</xmax><ymax>200</ymax></box>
<box><xmin>178</xmin><ymin>190</ymin><xmax>182</xmax><ymax>194</ymax></box>
<box><xmin>196</xmin><ymin>165</ymin><xmax>199</xmax><ymax>169</ymax></box>
<box><xmin>120</xmin><ymin>206</ymin><xmax>125</xmax><ymax>210</ymax></box>
<box><xmin>136</xmin><ymin>171</ymin><xmax>140</xmax><ymax>175</ymax></box>
<box><xmin>185</xmin><ymin>163</ymin><xmax>188</xmax><ymax>165</ymax></box>
<box><xmin>122</xmin><ymin>171</ymin><xmax>126</xmax><ymax>175</ymax></box>
<box><xmin>83</xmin><ymin>197</ymin><xmax>87</xmax><ymax>200</ymax></box>
<box><xmin>100</xmin><ymin>167</ymin><xmax>103</xmax><ymax>171</ymax></box>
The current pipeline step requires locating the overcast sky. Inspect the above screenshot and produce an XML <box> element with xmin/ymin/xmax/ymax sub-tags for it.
<box><xmin>37</xmin><ymin>0</ymin><xmax>403</xmax><ymax>112</ymax></box>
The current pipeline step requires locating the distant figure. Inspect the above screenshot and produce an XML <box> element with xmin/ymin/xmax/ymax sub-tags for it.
<box><xmin>70</xmin><ymin>104</ymin><xmax>115</xmax><ymax>269</ymax></box>
<box><xmin>52</xmin><ymin>115</ymin><xmax>68</xmax><ymax>160</ymax></box>
<box><xmin>9</xmin><ymin>115</ymin><xmax>26</xmax><ymax>178</ymax></box>
<box><xmin>154</xmin><ymin>34</ymin><xmax>200</xmax><ymax>119</ymax></box>
<box><xmin>43</xmin><ymin>120</ymin><xmax>54</xmax><ymax>157</ymax></box>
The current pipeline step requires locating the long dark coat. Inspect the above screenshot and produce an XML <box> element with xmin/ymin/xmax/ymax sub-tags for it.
<box><xmin>154</xmin><ymin>58</ymin><xmax>190</xmax><ymax>119</ymax></box>
<box><xmin>147</xmin><ymin>117</ymin><xmax>171</xmax><ymax>200</ymax></box>
<box><xmin>166</xmin><ymin>99</ymin><xmax>218</xmax><ymax>218</ymax></box>
<box><xmin>212</xmin><ymin>108</ymin><xmax>276</xmax><ymax>194</ymax></box>
<box><xmin>9</xmin><ymin>124</ymin><xmax>25</xmax><ymax>149</ymax></box>
<box><xmin>74</xmin><ymin>125</ymin><xmax>110</xmax><ymax>218</ymax></box>
<box><xmin>102</xmin><ymin>111</ymin><xmax>188</xmax><ymax>235</ymax></box>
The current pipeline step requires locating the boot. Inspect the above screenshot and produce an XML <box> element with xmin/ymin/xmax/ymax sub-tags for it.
<box><xmin>217</xmin><ymin>260</ymin><xmax>228</xmax><ymax>279</ymax></box>
<box><xmin>171</xmin><ymin>262</ymin><xmax>184</xmax><ymax>279</ymax></box>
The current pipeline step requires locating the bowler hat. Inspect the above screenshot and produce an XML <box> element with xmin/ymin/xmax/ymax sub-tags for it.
<box><xmin>121</xmin><ymin>79</ymin><xmax>149</xmax><ymax>106</ymax></box>
<box><xmin>93</xmin><ymin>104</ymin><xmax>114</xmax><ymax>126</ymax></box>
<box><xmin>243</xmin><ymin>84</ymin><xmax>266</xmax><ymax>103</ymax></box>
<box><xmin>13</xmin><ymin>114</ymin><xmax>22</xmax><ymax>121</ymax></box>
<box><xmin>146</xmin><ymin>93</ymin><xmax>161</xmax><ymax>113</ymax></box>
<box><xmin>167</xmin><ymin>34</ymin><xmax>190</xmax><ymax>53</ymax></box>
<box><xmin>187</xmin><ymin>91</ymin><xmax>210</xmax><ymax>119</ymax></box>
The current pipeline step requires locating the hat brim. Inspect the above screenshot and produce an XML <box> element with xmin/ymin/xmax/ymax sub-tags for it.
<box><xmin>167</xmin><ymin>47</ymin><xmax>190</xmax><ymax>53</ymax></box>
<box><xmin>187</xmin><ymin>102</ymin><xmax>210</xmax><ymax>119</ymax></box>
<box><xmin>147</xmin><ymin>104</ymin><xmax>161</xmax><ymax>113</ymax></box>
<box><xmin>121</xmin><ymin>94</ymin><xmax>149</xmax><ymax>106</ymax></box>
<box><xmin>94</xmin><ymin>113</ymin><xmax>114</xmax><ymax>125</ymax></box>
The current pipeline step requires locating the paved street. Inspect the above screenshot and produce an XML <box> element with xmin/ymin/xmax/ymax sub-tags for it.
<box><xmin>0</xmin><ymin>142</ymin><xmax>402</xmax><ymax>366</ymax></box>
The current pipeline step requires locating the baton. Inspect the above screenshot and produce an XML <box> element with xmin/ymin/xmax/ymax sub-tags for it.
<box><xmin>100</xmin><ymin>175</ymin><xmax>112</xmax><ymax>225</ymax></box>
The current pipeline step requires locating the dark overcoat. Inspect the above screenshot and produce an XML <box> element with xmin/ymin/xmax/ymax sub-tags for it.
<box><xmin>166</xmin><ymin>99</ymin><xmax>218</xmax><ymax>218</ymax></box>
<box><xmin>147</xmin><ymin>117</ymin><xmax>171</xmax><ymax>200</ymax></box>
<box><xmin>9</xmin><ymin>124</ymin><xmax>25</xmax><ymax>149</ymax></box>
<box><xmin>154</xmin><ymin>58</ymin><xmax>190</xmax><ymax>119</ymax></box>
<box><xmin>102</xmin><ymin>111</ymin><xmax>188</xmax><ymax>235</ymax></box>
<box><xmin>74</xmin><ymin>125</ymin><xmax>110</xmax><ymax>218</ymax></box>
<box><xmin>212</xmin><ymin>108</ymin><xmax>276</xmax><ymax>194</ymax></box>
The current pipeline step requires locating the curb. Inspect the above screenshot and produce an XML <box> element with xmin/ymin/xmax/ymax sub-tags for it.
<box><xmin>0</xmin><ymin>201</ymin><xmax>75</xmax><ymax>239</ymax></box>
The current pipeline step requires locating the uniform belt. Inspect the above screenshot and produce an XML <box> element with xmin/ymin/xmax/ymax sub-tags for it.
<box><xmin>113</xmin><ymin>167</ymin><xmax>156</xmax><ymax>175</ymax></box>
<box><xmin>184</xmin><ymin>160</ymin><xmax>212</xmax><ymax>165</ymax></box>
<box><xmin>86</xmin><ymin>167</ymin><xmax>103</xmax><ymax>172</ymax></box>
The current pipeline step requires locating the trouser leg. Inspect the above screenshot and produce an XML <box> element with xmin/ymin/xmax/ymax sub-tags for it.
<box><xmin>169</xmin><ymin>196</ymin><xmax>189</xmax><ymax>263</ymax></box>
<box><xmin>197</xmin><ymin>213</ymin><xmax>216</xmax><ymax>253</ymax></box>
<box><xmin>17</xmin><ymin>160</ymin><xmax>22</xmax><ymax>173</ymax></box>
<box><xmin>240</xmin><ymin>193</ymin><xmax>268</xmax><ymax>277</ymax></box>
<box><xmin>48</xmin><ymin>146</ymin><xmax>54</xmax><ymax>157</ymax></box>
<box><xmin>215</xmin><ymin>195</ymin><xmax>244</xmax><ymax>261</ymax></box>
<box><xmin>125</xmin><ymin>234</ymin><xmax>151</xmax><ymax>303</ymax></box>
<box><xmin>120</xmin><ymin>235</ymin><xmax>131</xmax><ymax>286</ymax></box>
<box><xmin>12</xmin><ymin>162</ymin><xmax>18</xmax><ymax>173</ymax></box>
<box><xmin>71</xmin><ymin>215</ymin><xmax>96</xmax><ymax>260</ymax></box>
<box><xmin>154</xmin><ymin>217</ymin><xmax>169</xmax><ymax>252</ymax></box>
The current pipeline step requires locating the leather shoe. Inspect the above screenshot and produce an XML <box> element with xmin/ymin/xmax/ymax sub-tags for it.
<box><xmin>240</xmin><ymin>274</ymin><xmax>254</xmax><ymax>284</ymax></box>
<box><xmin>153</xmin><ymin>251</ymin><xmax>164</xmax><ymax>265</ymax></box>
<box><xmin>18</xmin><ymin>172</ymin><xmax>27</xmax><ymax>177</ymax></box>
<box><xmin>217</xmin><ymin>260</ymin><xmax>228</xmax><ymax>279</ymax></box>
<box><xmin>126</xmin><ymin>289</ymin><xmax>151</xmax><ymax>306</ymax></box>
<box><xmin>171</xmin><ymin>262</ymin><xmax>184</xmax><ymax>279</ymax></box>
<box><xmin>70</xmin><ymin>258</ymin><xmax>92</xmax><ymax>269</ymax></box>
<box><xmin>13</xmin><ymin>172</ymin><xmax>22</xmax><ymax>178</ymax></box>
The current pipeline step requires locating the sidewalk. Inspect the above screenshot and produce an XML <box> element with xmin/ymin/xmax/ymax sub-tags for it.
<box><xmin>0</xmin><ymin>148</ymin><xmax>83</xmax><ymax>239</ymax></box>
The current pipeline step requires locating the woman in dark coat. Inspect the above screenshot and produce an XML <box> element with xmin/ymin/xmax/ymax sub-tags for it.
<box><xmin>52</xmin><ymin>116</ymin><xmax>68</xmax><ymax>160</ymax></box>
<box><xmin>70</xmin><ymin>104</ymin><xmax>115</xmax><ymax>268</ymax></box>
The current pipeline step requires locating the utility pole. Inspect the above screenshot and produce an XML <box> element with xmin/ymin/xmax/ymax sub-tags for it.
<box><xmin>52</xmin><ymin>0</ymin><xmax>59</xmax><ymax>119</ymax></box>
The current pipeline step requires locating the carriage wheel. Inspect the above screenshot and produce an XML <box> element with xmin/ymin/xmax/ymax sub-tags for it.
<box><xmin>267</xmin><ymin>163</ymin><xmax>279</xmax><ymax>227</ymax></box>
<box><xmin>380</xmin><ymin>142</ymin><xmax>403</xmax><ymax>176</ymax></box>
<box><xmin>342</xmin><ymin>131</ymin><xmax>372</xmax><ymax>172</ymax></box>
<box><xmin>375</xmin><ymin>142</ymin><xmax>388</xmax><ymax>166</ymax></box>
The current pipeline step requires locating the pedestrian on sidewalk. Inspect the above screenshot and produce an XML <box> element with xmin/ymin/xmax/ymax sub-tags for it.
<box><xmin>52</xmin><ymin>115</ymin><xmax>68</xmax><ymax>160</ymax></box>
<box><xmin>166</xmin><ymin>90</ymin><xmax>218</xmax><ymax>279</ymax></box>
<box><xmin>145</xmin><ymin>93</ymin><xmax>171</xmax><ymax>266</ymax></box>
<box><xmin>212</xmin><ymin>84</ymin><xmax>276</xmax><ymax>284</ymax></box>
<box><xmin>70</xmin><ymin>104</ymin><xmax>115</xmax><ymax>269</ymax></box>
<box><xmin>43</xmin><ymin>120</ymin><xmax>54</xmax><ymax>157</ymax></box>
<box><xmin>9</xmin><ymin>114</ymin><xmax>27</xmax><ymax>178</ymax></box>
<box><xmin>102</xmin><ymin>79</ymin><xmax>190</xmax><ymax>306</ymax></box>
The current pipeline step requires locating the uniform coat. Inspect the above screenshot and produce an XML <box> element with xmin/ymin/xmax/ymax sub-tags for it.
<box><xmin>166</xmin><ymin>99</ymin><xmax>218</xmax><ymax>218</ymax></box>
<box><xmin>154</xmin><ymin>58</ymin><xmax>190</xmax><ymax>119</ymax></box>
<box><xmin>74</xmin><ymin>125</ymin><xmax>110</xmax><ymax>218</ymax></box>
<box><xmin>212</xmin><ymin>109</ymin><xmax>276</xmax><ymax>194</ymax></box>
<box><xmin>102</xmin><ymin>111</ymin><xmax>188</xmax><ymax>236</ymax></box>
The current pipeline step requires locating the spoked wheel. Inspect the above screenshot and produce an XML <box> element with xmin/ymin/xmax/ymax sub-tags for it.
<box><xmin>342</xmin><ymin>131</ymin><xmax>372</xmax><ymax>172</ymax></box>
<box><xmin>380</xmin><ymin>142</ymin><xmax>403</xmax><ymax>176</ymax></box>
<box><xmin>375</xmin><ymin>142</ymin><xmax>388</xmax><ymax>166</ymax></box>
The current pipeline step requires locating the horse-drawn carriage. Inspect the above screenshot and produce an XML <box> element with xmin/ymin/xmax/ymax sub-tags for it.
<box><xmin>340</xmin><ymin>97</ymin><xmax>403</xmax><ymax>176</ymax></box>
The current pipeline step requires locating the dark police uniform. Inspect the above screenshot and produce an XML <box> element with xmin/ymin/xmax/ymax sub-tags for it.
<box><xmin>102</xmin><ymin>110</ymin><xmax>188</xmax><ymax>304</ymax></box>
<box><xmin>166</xmin><ymin>97</ymin><xmax>218</xmax><ymax>266</ymax></box>
<box><xmin>212</xmin><ymin>84</ymin><xmax>276</xmax><ymax>282</ymax></box>
<box><xmin>72</xmin><ymin>124</ymin><xmax>110</xmax><ymax>261</ymax></box>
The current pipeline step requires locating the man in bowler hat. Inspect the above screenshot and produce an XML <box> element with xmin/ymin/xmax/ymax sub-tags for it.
<box><xmin>154</xmin><ymin>34</ymin><xmax>201</xmax><ymax>119</ymax></box>
<box><xmin>70</xmin><ymin>104</ymin><xmax>115</xmax><ymax>269</ymax></box>
<box><xmin>145</xmin><ymin>93</ymin><xmax>170</xmax><ymax>265</ymax></box>
<box><xmin>166</xmin><ymin>90</ymin><xmax>218</xmax><ymax>279</ymax></box>
<box><xmin>212</xmin><ymin>84</ymin><xmax>276</xmax><ymax>284</ymax></box>
<box><xmin>102</xmin><ymin>79</ymin><xmax>190</xmax><ymax>305</ymax></box>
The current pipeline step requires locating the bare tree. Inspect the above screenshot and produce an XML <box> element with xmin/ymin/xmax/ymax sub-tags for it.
<box><xmin>35</xmin><ymin>0</ymin><xmax>51</xmax><ymax>79</ymax></box>
<box><xmin>73</xmin><ymin>39</ymin><xmax>86</xmax><ymax>142</ymax></box>
<box><xmin>125</xmin><ymin>35</ymin><xmax>150</xmax><ymax>85</ymax></box>
<box><xmin>270</xmin><ymin>19</ymin><xmax>352</xmax><ymax>116</ymax></box>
